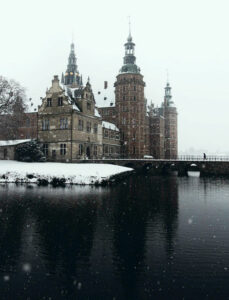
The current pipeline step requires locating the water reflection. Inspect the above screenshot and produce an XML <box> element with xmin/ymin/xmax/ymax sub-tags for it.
<box><xmin>1</xmin><ymin>176</ymin><xmax>228</xmax><ymax>298</ymax></box>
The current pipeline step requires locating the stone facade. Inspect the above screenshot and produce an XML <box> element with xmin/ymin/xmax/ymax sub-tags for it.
<box><xmin>38</xmin><ymin>75</ymin><xmax>104</xmax><ymax>162</ymax></box>
<box><xmin>102</xmin><ymin>121</ymin><xmax>120</xmax><ymax>158</ymax></box>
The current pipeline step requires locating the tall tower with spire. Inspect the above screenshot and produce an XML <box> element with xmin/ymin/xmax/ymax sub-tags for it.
<box><xmin>163</xmin><ymin>81</ymin><xmax>178</xmax><ymax>159</ymax></box>
<box><xmin>114</xmin><ymin>29</ymin><xmax>149</xmax><ymax>158</ymax></box>
<box><xmin>61</xmin><ymin>43</ymin><xmax>82</xmax><ymax>88</ymax></box>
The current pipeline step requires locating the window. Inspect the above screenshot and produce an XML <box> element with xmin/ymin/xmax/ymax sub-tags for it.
<box><xmin>47</xmin><ymin>98</ymin><xmax>52</xmax><ymax>107</ymax></box>
<box><xmin>26</xmin><ymin>118</ymin><xmax>30</xmax><ymax>127</ymax></box>
<box><xmin>78</xmin><ymin>119</ymin><xmax>84</xmax><ymax>131</ymax></box>
<box><xmin>86</xmin><ymin>122</ymin><xmax>91</xmax><ymax>132</ymax></box>
<box><xmin>93</xmin><ymin>123</ymin><xmax>98</xmax><ymax>134</ymax></box>
<box><xmin>42</xmin><ymin>143</ymin><xmax>49</xmax><ymax>156</ymax></box>
<box><xmin>87</xmin><ymin>102</ymin><xmax>91</xmax><ymax>111</ymax></box>
<box><xmin>110</xmin><ymin>131</ymin><xmax>115</xmax><ymax>139</ymax></box>
<box><xmin>60</xmin><ymin>144</ymin><xmax>66</xmax><ymax>155</ymax></box>
<box><xmin>3</xmin><ymin>149</ymin><xmax>7</xmax><ymax>159</ymax></box>
<box><xmin>94</xmin><ymin>145</ymin><xmax>97</xmax><ymax>156</ymax></box>
<box><xmin>60</xmin><ymin>118</ymin><xmax>68</xmax><ymax>129</ymax></box>
<box><xmin>79</xmin><ymin>144</ymin><xmax>83</xmax><ymax>155</ymax></box>
<box><xmin>42</xmin><ymin>119</ymin><xmax>49</xmax><ymax>130</ymax></box>
<box><xmin>115</xmin><ymin>132</ymin><xmax>120</xmax><ymax>140</ymax></box>
<box><xmin>123</xmin><ymin>96</ymin><xmax>125</xmax><ymax>101</ymax></box>
<box><xmin>123</xmin><ymin>86</ymin><xmax>125</xmax><ymax>91</ymax></box>
<box><xmin>58</xmin><ymin>97</ymin><xmax>63</xmax><ymax>106</ymax></box>
<box><xmin>104</xmin><ymin>145</ymin><xmax>108</xmax><ymax>154</ymax></box>
<box><xmin>133</xmin><ymin>96</ymin><xmax>136</xmax><ymax>101</ymax></box>
<box><xmin>134</xmin><ymin>86</ymin><xmax>136</xmax><ymax>91</ymax></box>
<box><xmin>104</xmin><ymin>129</ymin><xmax>109</xmax><ymax>138</ymax></box>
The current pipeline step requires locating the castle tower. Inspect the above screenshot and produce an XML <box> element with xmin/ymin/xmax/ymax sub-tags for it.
<box><xmin>62</xmin><ymin>43</ymin><xmax>82</xmax><ymax>88</ymax></box>
<box><xmin>114</xmin><ymin>31</ymin><xmax>149</xmax><ymax>158</ymax></box>
<box><xmin>163</xmin><ymin>82</ymin><xmax>178</xmax><ymax>159</ymax></box>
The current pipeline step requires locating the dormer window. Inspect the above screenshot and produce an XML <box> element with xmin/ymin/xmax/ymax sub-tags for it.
<box><xmin>58</xmin><ymin>97</ymin><xmax>63</xmax><ymax>106</ymax></box>
<box><xmin>47</xmin><ymin>98</ymin><xmax>52</xmax><ymax>107</ymax></box>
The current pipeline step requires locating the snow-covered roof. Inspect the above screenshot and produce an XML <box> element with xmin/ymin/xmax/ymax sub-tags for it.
<box><xmin>72</xmin><ymin>103</ymin><xmax>80</xmax><ymax>111</ymax></box>
<box><xmin>95</xmin><ymin>85</ymin><xmax>115</xmax><ymax>108</ymax></box>
<box><xmin>95</xmin><ymin>107</ymin><xmax>101</xmax><ymax>118</ymax></box>
<box><xmin>0</xmin><ymin>139</ymin><xmax>31</xmax><ymax>147</ymax></box>
<box><xmin>102</xmin><ymin>121</ymin><xmax>119</xmax><ymax>131</ymax></box>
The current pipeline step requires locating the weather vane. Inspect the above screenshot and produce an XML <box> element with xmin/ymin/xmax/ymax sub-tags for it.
<box><xmin>128</xmin><ymin>16</ymin><xmax>131</xmax><ymax>35</ymax></box>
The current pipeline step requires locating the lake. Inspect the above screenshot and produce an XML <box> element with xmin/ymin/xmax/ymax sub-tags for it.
<box><xmin>0</xmin><ymin>174</ymin><xmax>229</xmax><ymax>299</ymax></box>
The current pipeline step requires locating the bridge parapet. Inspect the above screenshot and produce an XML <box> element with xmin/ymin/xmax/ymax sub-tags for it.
<box><xmin>77</xmin><ymin>158</ymin><xmax>229</xmax><ymax>177</ymax></box>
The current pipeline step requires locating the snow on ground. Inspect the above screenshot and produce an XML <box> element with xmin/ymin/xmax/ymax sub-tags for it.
<box><xmin>0</xmin><ymin>160</ymin><xmax>133</xmax><ymax>185</ymax></box>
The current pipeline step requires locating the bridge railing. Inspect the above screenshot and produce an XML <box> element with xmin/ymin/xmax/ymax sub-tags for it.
<box><xmin>83</xmin><ymin>156</ymin><xmax>229</xmax><ymax>162</ymax></box>
<box><xmin>177</xmin><ymin>155</ymin><xmax>229</xmax><ymax>161</ymax></box>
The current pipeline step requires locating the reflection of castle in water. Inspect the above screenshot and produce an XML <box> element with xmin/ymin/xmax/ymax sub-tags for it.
<box><xmin>0</xmin><ymin>179</ymin><xmax>178</xmax><ymax>299</ymax></box>
<box><xmin>111</xmin><ymin>175</ymin><xmax>178</xmax><ymax>299</ymax></box>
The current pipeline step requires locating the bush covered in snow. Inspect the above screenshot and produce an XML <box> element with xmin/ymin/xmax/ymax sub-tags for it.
<box><xmin>15</xmin><ymin>140</ymin><xmax>46</xmax><ymax>162</ymax></box>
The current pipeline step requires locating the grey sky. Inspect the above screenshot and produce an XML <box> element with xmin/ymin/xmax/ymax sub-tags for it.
<box><xmin>1</xmin><ymin>0</ymin><xmax>229</xmax><ymax>153</ymax></box>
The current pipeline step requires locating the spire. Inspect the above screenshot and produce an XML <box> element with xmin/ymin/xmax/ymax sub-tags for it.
<box><xmin>119</xmin><ymin>24</ymin><xmax>140</xmax><ymax>74</ymax></box>
<box><xmin>63</xmin><ymin>43</ymin><xmax>82</xmax><ymax>87</ymax></box>
<box><xmin>166</xmin><ymin>69</ymin><xmax>169</xmax><ymax>84</ymax></box>
<box><xmin>128</xmin><ymin>16</ymin><xmax>132</xmax><ymax>42</ymax></box>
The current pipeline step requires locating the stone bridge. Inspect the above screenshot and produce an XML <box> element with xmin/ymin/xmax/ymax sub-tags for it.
<box><xmin>78</xmin><ymin>158</ymin><xmax>229</xmax><ymax>177</ymax></box>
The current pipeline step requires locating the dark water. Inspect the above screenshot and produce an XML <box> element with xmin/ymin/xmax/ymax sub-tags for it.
<box><xmin>0</xmin><ymin>175</ymin><xmax>229</xmax><ymax>299</ymax></box>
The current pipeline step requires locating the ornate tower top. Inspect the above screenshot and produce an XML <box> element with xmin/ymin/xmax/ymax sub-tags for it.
<box><xmin>164</xmin><ymin>82</ymin><xmax>175</xmax><ymax>107</ymax></box>
<box><xmin>119</xmin><ymin>29</ymin><xmax>141</xmax><ymax>74</ymax></box>
<box><xmin>62</xmin><ymin>43</ymin><xmax>82</xmax><ymax>88</ymax></box>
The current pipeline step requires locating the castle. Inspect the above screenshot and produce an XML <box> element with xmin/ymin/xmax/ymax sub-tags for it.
<box><xmin>97</xmin><ymin>31</ymin><xmax>177</xmax><ymax>159</ymax></box>
<box><xmin>0</xmin><ymin>31</ymin><xmax>178</xmax><ymax>161</ymax></box>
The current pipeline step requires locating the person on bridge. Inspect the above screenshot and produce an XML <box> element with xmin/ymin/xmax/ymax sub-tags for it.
<box><xmin>203</xmin><ymin>153</ymin><xmax>207</xmax><ymax>160</ymax></box>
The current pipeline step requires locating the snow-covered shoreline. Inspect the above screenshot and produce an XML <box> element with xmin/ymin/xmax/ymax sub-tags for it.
<box><xmin>0</xmin><ymin>161</ymin><xmax>133</xmax><ymax>185</ymax></box>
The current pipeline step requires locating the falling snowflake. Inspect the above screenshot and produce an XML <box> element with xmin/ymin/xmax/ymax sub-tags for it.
<box><xmin>77</xmin><ymin>282</ymin><xmax>82</xmax><ymax>290</ymax></box>
<box><xmin>188</xmin><ymin>218</ymin><xmax>193</xmax><ymax>224</ymax></box>
<box><xmin>22</xmin><ymin>263</ymin><xmax>31</xmax><ymax>272</ymax></box>
<box><xmin>3</xmin><ymin>275</ymin><xmax>10</xmax><ymax>281</ymax></box>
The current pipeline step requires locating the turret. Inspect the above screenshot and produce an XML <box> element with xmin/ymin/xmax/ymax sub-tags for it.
<box><xmin>119</xmin><ymin>28</ymin><xmax>141</xmax><ymax>74</ymax></box>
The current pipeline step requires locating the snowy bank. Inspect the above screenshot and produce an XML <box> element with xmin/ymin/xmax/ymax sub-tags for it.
<box><xmin>0</xmin><ymin>161</ymin><xmax>133</xmax><ymax>185</ymax></box>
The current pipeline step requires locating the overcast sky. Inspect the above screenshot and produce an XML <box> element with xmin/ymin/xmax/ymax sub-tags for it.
<box><xmin>1</xmin><ymin>0</ymin><xmax>229</xmax><ymax>154</ymax></box>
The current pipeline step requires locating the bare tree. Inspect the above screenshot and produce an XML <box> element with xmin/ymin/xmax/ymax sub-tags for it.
<box><xmin>0</xmin><ymin>76</ymin><xmax>28</xmax><ymax>140</ymax></box>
